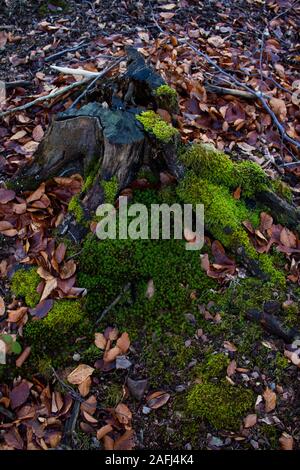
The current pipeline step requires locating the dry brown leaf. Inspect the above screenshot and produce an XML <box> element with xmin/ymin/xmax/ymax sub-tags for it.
<box><xmin>94</xmin><ymin>332</ymin><xmax>107</xmax><ymax>350</ymax></box>
<box><xmin>103</xmin><ymin>434</ymin><xmax>114</xmax><ymax>450</ymax></box>
<box><xmin>40</xmin><ymin>277</ymin><xmax>57</xmax><ymax>302</ymax></box>
<box><xmin>223</xmin><ymin>341</ymin><xmax>237</xmax><ymax>352</ymax></box>
<box><xmin>226</xmin><ymin>359</ymin><xmax>237</xmax><ymax>377</ymax></box>
<box><xmin>115</xmin><ymin>403</ymin><xmax>132</xmax><ymax>427</ymax></box>
<box><xmin>146</xmin><ymin>391</ymin><xmax>170</xmax><ymax>409</ymax></box>
<box><xmin>263</xmin><ymin>387</ymin><xmax>277</xmax><ymax>412</ymax></box>
<box><xmin>78</xmin><ymin>376</ymin><xmax>91</xmax><ymax>397</ymax></box>
<box><xmin>279</xmin><ymin>432</ymin><xmax>294</xmax><ymax>450</ymax></box>
<box><xmin>67</xmin><ymin>364</ymin><xmax>94</xmax><ymax>385</ymax></box>
<box><xmin>32</xmin><ymin>125</ymin><xmax>44</xmax><ymax>142</ymax></box>
<box><xmin>280</xmin><ymin>227</ymin><xmax>297</xmax><ymax>249</ymax></box>
<box><xmin>0</xmin><ymin>296</ymin><xmax>5</xmax><ymax>316</ymax></box>
<box><xmin>116</xmin><ymin>332</ymin><xmax>130</xmax><ymax>354</ymax></box>
<box><xmin>244</xmin><ymin>413</ymin><xmax>257</xmax><ymax>428</ymax></box>
<box><xmin>104</xmin><ymin>346</ymin><xmax>121</xmax><ymax>363</ymax></box>
<box><xmin>113</xmin><ymin>429</ymin><xmax>135</xmax><ymax>450</ymax></box>
<box><xmin>270</xmin><ymin>97</ymin><xmax>287</xmax><ymax>121</ymax></box>
<box><xmin>96</xmin><ymin>424</ymin><xmax>113</xmax><ymax>441</ymax></box>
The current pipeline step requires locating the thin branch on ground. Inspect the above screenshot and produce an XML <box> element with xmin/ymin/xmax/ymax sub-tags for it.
<box><xmin>44</xmin><ymin>41</ymin><xmax>88</xmax><ymax>62</ymax></box>
<box><xmin>69</xmin><ymin>56</ymin><xmax>124</xmax><ymax>109</ymax></box>
<box><xmin>0</xmin><ymin>78</ymin><xmax>89</xmax><ymax>119</ymax></box>
<box><xmin>95</xmin><ymin>283</ymin><xmax>131</xmax><ymax>326</ymax></box>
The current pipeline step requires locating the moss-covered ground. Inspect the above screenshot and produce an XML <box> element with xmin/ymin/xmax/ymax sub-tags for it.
<box><xmin>4</xmin><ymin>143</ymin><xmax>300</xmax><ymax>450</ymax></box>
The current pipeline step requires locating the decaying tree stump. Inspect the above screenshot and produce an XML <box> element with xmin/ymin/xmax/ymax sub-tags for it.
<box><xmin>16</xmin><ymin>47</ymin><xmax>183</xmax><ymax>213</ymax></box>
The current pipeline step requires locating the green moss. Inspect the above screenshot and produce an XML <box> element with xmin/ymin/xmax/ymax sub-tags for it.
<box><xmin>176</xmin><ymin>171</ymin><xmax>286</xmax><ymax>287</ymax></box>
<box><xmin>176</xmin><ymin>171</ymin><xmax>251</xmax><ymax>247</ymax></box>
<box><xmin>103</xmin><ymin>383</ymin><xmax>124</xmax><ymax>407</ymax></box>
<box><xmin>187</xmin><ymin>381</ymin><xmax>254</xmax><ymax>430</ymax></box>
<box><xmin>194</xmin><ymin>353</ymin><xmax>230</xmax><ymax>381</ymax></box>
<box><xmin>181</xmin><ymin>144</ymin><xmax>268</xmax><ymax>197</ymax></box>
<box><xmin>261</xmin><ymin>424</ymin><xmax>280</xmax><ymax>449</ymax></box>
<box><xmin>272</xmin><ymin>179</ymin><xmax>293</xmax><ymax>203</ymax></box>
<box><xmin>102</xmin><ymin>176</ymin><xmax>118</xmax><ymax>205</ymax></box>
<box><xmin>24</xmin><ymin>300</ymin><xmax>88</xmax><ymax>365</ymax></box>
<box><xmin>154</xmin><ymin>84</ymin><xmax>178</xmax><ymax>112</ymax></box>
<box><xmin>136</xmin><ymin>111</ymin><xmax>179</xmax><ymax>143</ymax></box>
<box><xmin>82</xmin><ymin>344</ymin><xmax>102</xmax><ymax>363</ymax></box>
<box><xmin>68</xmin><ymin>195</ymin><xmax>84</xmax><ymax>223</ymax></box>
<box><xmin>143</xmin><ymin>335</ymin><xmax>196</xmax><ymax>387</ymax></box>
<box><xmin>11</xmin><ymin>267</ymin><xmax>40</xmax><ymax>307</ymax></box>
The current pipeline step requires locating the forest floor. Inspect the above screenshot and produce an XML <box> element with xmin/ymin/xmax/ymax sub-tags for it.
<box><xmin>0</xmin><ymin>0</ymin><xmax>300</xmax><ymax>451</ymax></box>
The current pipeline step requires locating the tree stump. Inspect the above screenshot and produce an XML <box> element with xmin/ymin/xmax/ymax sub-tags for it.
<box><xmin>15</xmin><ymin>47</ymin><xmax>183</xmax><ymax>214</ymax></box>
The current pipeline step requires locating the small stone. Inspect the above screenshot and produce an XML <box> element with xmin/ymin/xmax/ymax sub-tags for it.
<box><xmin>116</xmin><ymin>355</ymin><xmax>132</xmax><ymax>369</ymax></box>
<box><xmin>209</xmin><ymin>436</ymin><xmax>223</xmax><ymax>447</ymax></box>
<box><xmin>184</xmin><ymin>443</ymin><xmax>192</xmax><ymax>450</ymax></box>
<box><xmin>73</xmin><ymin>353</ymin><xmax>81</xmax><ymax>361</ymax></box>
<box><xmin>142</xmin><ymin>405</ymin><xmax>151</xmax><ymax>415</ymax></box>
<box><xmin>175</xmin><ymin>385</ymin><xmax>186</xmax><ymax>393</ymax></box>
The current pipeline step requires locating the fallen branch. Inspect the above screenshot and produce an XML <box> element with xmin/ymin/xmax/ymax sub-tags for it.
<box><xmin>0</xmin><ymin>78</ymin><xmax>89</xmax><ymax>119</ymax></box>
<box><xmin>0</xmin><ymin>57</ymin><xmax>124</xmax><ymax>119</ymax></box>
<box><xmin>69</xmin><ymin>56</ymin><xmax>124</xmax><ymax>109</ymax></box>
<box><xmin>44</xmin><ymin>41</ymin><xmax>88</xmax><ymax>62</ymax></box>
<box><xmin>5</xmin><ymin>80</ymin><xmax>32</xmax><ymax>89</ymax></box>
<box><xmin>95</xmin><ymin>283</ymin><xmax>131</xmax><ymax>326</ymax></box>
<box><xmin>204</xmin><ymin>83</ymin><xmax>256</xmax><ymax>100</ymax></box>
<box><xmin>50</xmin><ymin>65</ymin><xmax>104</xmax><ymax>78</ymax></box>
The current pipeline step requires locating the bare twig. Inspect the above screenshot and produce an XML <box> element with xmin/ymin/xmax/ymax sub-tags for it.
<box><xmin>50</xmin><ymin>65</ymin><xmax>103</xmax><ymax>78</ymax></box>
<box><xmin>0</xmin><ymin>56</ymin><xmax>124</xmax><ymax>119</ymax></box>
<box><xmin>205</xmin><ymin>83</ymin><xmax>256</xmax><ymax>100</ymax></box>
<box><xmin>44</xmin><ymin>42</ymin><xmax>88</xmax><ymax>62</ymax></box>
<box><xmin>5</xmin><ymin>80</ymin><xmax>32</xmax><ymax>89</ymax></box>
<box><xmin>95</xmin><ymin>283</ymin><xmax>131</xmax><ymax>326</ymax></box>
<box><xmin>69</xmin><ymin>56</ymin><xmax>124</xmax><ymax>109</ymax></box>
<box><xmin>0</xmin><ymin>78</ymin><xmax>89</xmax><ymax>119</ymax></box>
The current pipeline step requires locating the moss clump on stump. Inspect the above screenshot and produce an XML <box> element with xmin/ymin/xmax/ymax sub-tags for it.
<box><xmin>11</xmin><ymin>267</ymin><xmax>40</xmax><ymax>308</ymax></box>
<box><xmin>136</xmin><ymin>110</ymin><xmax>179</xmax><ymax>143</ymax></box>
<box><xmin>154</xmin><ymin>84</ymin><xmax>178</xmax><ymax>112</ymax></box>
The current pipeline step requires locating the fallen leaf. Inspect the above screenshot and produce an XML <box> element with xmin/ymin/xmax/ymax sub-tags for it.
<box><xmin>104</xmin><ymin>346</ymin><xmax>121</xmax><ymax>363</ymax></box>
<box><xmin>115</xmin><ymin>403</ymin><xmax>132</xmax><ymax>427</ymax></box>
<box><xmin>0</xmin><ymin>189</ymin><xmax>15</xmax><ymax>204</ymax></box>
<box><xmin>96</xmin><ymin>424</ymin><xmax>113</xmax><ymax>441</ymax></box>
<box><xmin>9</xmin><ymin>381</ymin><xmax>30</xmax><ymax>409</ymax></box>
<box><xmin>270</xmin><ymin>97</ymin><xmax>287</xmax><ymax>121</ymax></box>
<box><xmin>146</xmin><ymin>391</ymin><xmax>170</xmax><ymax>409</ymax></box>
<box><xmin>280</xmin><ymin>227</ymin><xmax>297</xmax><ymax>248</ymax></box>
<box><xmin>0</xmin><ymin>296</ymin><xmax>5</xmax><ymax>316</ymax></box>
<box><xmin>227</xmin><ymin>359</ymin><xmax>237</xmax><ymax>377</ymax></box>
<box><xmin>40</xmin><ymin>278</ymin><xmax>57</xmax><ymax>302</ymax></box>
<box><xmin>114</xmin><ymin>429</ymin><xmax>135</xmax><ymax>450</ymax></box>
<box><xmin>29</xmin><ymin>299</ymin><xmax>53</xmax><ymax>319</ymax></box>
<box><xmin>279</xmin><ymin>432</ymin><xmax>294</xmax><ymax>450</ymax></box>
<box><xmin>127</xmin><ymin>377</ymin><xmax>148</xmax><ymax>400</ymax></box>
<box><xmin>244</xmin><ymin>414</ymin><xmax>257</xmax><ymax>428</ymax></box>
<box><xmin>223</xmin><ymin>341</ymin><xmax>237</xmax><ymax>352</ymax></box>
<box><xmin>78</xmin><ymin>376</ymin><xmax>91</xmax><ymax>397</ymax></box>
<box><xmin>67</xmin><ymin>364</ymin><xmax>94</xmax><ymax>385</ymax></box>
<box><xmin>32</xmin><ymin>125</ymin><xmax>44</xmax><ymax>142</ymax></box>
<box><xmin>94</xmin><ymin>332</ymin><xmax>107</xmax><ymax>349</ymax></box>
<box><xmin>145</xmin><ymin>279</ymin><xmax>155</xmax><ymax>299</ymax></box>
<box><xmin>263</xmin><ymin>387</ymin><xmax>277</xmax><ymax>412</ymax></box>
<box><xmin>116</xmin><ymin>332</ymin><xmax>130</xmax><ymax>354</ymax></box>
